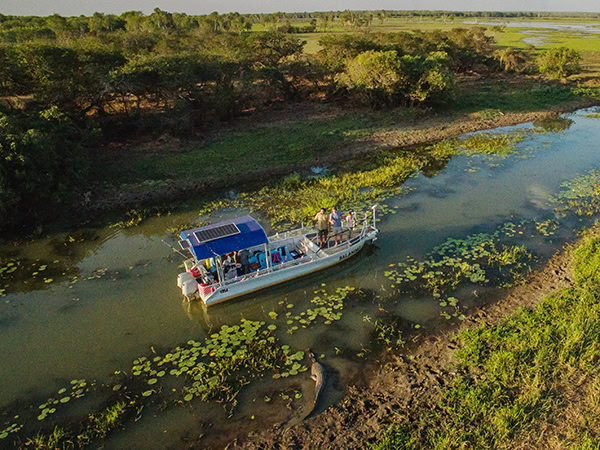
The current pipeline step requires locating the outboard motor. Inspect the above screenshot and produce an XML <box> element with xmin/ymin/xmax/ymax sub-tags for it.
<box><xmin>181</xmin><ymin>279</ymin><xmax>199</xmax><ymax>300</ymax></box>
<box><xmin>177</xmin><ymin>272</ymin><xmax>194</xmax><ymax>288</ymax></box>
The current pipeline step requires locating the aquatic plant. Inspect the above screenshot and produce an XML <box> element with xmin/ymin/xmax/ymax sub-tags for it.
<box><xmin>460</xmin><ymin>133</ymin><xmax>525</xmax><ymax>156</ymax></box>
<box><xmin>281</xmin><ymin>286</ymin><xmax>356</xmax><ymax>332</ymax></box>
<box><xmin>535</xmin><ymin>219</ymin><xmax>558</xmax><ymax>237</ymax></box>
<box><xmin>37</xmin><ymin>379</ymin><xmax>90</xmax><ymax>422</ymax></box>
<box><xmin>551</xmin><ymin>170</ymin><xmax>600</xmax><ymax>216</ymax></box>
<box><xmin>372</xmin><ymin>319</ymin><xmax>405</xmax><ymax>349</ymax></box>
<box><xmin>385</xmin><ymin>225</ymin><xmax>532</xmax><ymax>298</ymax></box>
<box><xmin>239</xmin><ymin>153</ymin><xmax>424</xmax><ymax>229</ymax></box>
<box><xmin>128</xmin><ymin>319</ymin><xmax>304</xmax><ymax>409</ymax></box>
<box><xmin>87</xmin><ymin>402</ymin><xmax>127</xmax><ymax>439</ymax></box>
<box><xmin>0</xmin><ymin>421</ymin><xmax>23</xmax><ymax>441</ymax></box>
<box><xmin>427</xmin><ymin>132</ymin><xmax>525</xmax><ymax>160</ymax></box>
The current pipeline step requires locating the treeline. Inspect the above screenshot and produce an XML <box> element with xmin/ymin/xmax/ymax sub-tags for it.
<box><xmin>0</xmin><ymin>12</ymin><xmax>581</xmax><ymax>231</ymax></box>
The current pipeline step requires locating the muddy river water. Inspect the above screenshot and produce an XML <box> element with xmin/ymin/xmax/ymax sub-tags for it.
<box><xmin>1</xmin><ymin>108</ymin><xmax>600</xmax><ymax>447</ymax></box>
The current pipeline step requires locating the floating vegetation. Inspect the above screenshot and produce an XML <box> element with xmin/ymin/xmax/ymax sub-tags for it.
<box><xmin>110</xmin><ymin>207</ymin><xmax>171</xmax><ymax>229</ymax></box>
<box><xmin>535</xmin><ymin>219</ymin><xmax>559</xmax><ymax>237</ymax></box>
<box><xmin>428</xmin><ymin>133</ymin><xmax>526</xmax><ymax>160</ymax></box>
<box><xmin>0</xmin><ymin>257</ymin><xmax>77</xmax><ymax>296</ymax></box>
<box><xmin>0</xmin><ymin>421</ymin><xmax>23</xmax><ymax>440</ymax></box>
<box><xmin>551</xmin><ymin>170</ymin><xmax>600</xmax><ymax>217</ymax></box>
<box><xmin>239</xmin><ymin>153</ymin><xmax>424</xmax><ymax>229</ymax></box>
<box><xmin>585</xmin><ymin>113</ymin><xmax>600</xmax><ymax>119</ymax></box>
<box><xmin>533</xmin><ymin>117</ymin><xmax>574</xmax><ymax>133</ymax></box>
<box><xmin>281</xmin><ymin>286</ymin><xmax>355</xmax><ymax>333</ymax></box>
<box><xmin>128</xmin><ymin>319</ymin><xmax>304</xmax><ymax>410</ymax></box>
<box><xmin>1</xmin><ymin>319</ymin><xmax>308</xmax><ymax>447</ymax></box>
<box><xmin>37</xmin><ymin>379</ymin><xmax>90</xmax><ymax>421</ymax></box>
<box><xmin>385</xmin><ymin>225</ymin><xmax>532</xmax><ymax>298</ymax></box>
<box><xmin>366</xmin><ymin>315</ymin><xmax>406</xmax><ymax>350</ymax></box>
<box><xmin>460</xmin><ymin>133</ymin><xmax>525</xmax><ymax>157</ymax></box>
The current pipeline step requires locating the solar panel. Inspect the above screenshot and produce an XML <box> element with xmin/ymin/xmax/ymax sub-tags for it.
<box><xmin>194</xmin><ymin>223</ymin><xmax>240</xmax><ymax>244</ymax></box>
<box><xmin>178</xmin><ymin>240</ymin><xmax>192</xmax><ymax>250</ymax></box>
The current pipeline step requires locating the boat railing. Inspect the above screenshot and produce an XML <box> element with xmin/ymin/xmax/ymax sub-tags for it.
<box><xmin>204</xmin><ymin>254</ymin><xmax>314</xmax><ymax>292</ymax></box>
<box><xmin>198</xmin><ymin>208</ymin><xmax>378</xmax><ymax>301</ymax></box>
<box><xmin>269</xmin><ymin>226</ymin><xmax>315</xmax><ymax>243</ymax></box>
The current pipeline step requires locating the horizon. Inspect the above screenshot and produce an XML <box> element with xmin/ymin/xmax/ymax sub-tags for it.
<box><xmin>2</xmin><ymin>1</ymin><xmax>600</xmax><ymax>17</ymax></box>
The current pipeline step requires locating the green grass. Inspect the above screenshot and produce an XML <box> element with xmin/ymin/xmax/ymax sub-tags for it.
<box><xmin>92</xmin><ymin>77</ymin><xmax>598</xmax><ymax>193</ymax></box>
<box><xmin>374</xmin><ymin>232</ymin><xmax>600</xmax><ymax>449</ymax></box>
<box><xmin>91</xmin><ymin>114</ymin><xmax>377</xmax><ymax>185</ymax></box>
<box><xmin>453</xmin><ymin>80</ymin><xmax>578</xmax><ymax>113</ymax></box>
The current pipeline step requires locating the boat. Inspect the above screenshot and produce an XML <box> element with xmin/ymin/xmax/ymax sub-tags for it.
<box><xmin>176</xmin><ymin>206</ymin><xmax>379</xmax><ymax>306</ymax></box>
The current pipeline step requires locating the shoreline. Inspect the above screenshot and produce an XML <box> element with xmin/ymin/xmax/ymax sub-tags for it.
<box><xmin>231</xmin><ymin>222</ymin><xmax>587</xmax><ymax>449</ymax></box>
<box><xmin>85</xmin><ymin>98</ymin><xmax>596</xmax><ymax>221</ymax></box>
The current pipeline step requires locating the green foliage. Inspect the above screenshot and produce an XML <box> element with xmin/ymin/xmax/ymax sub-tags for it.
<box><xmin>241</xmin><ymin>151</ymin><xmax>423</xmax><ymax>228</ymax></box>
<box><xmin>385</xmin><ymin>225</ymin><xmax>532</xmax><ymax>298</ymax></box>
<box><xmin>551</xmin><ymin>170</ymin><xmax>600</xmax><ymax>216</ymax></box>
<box><xmin>493</xmin><ymin>47</ymin><xmax>529</xmax><ymax>72</ymax></box>
<box><xmin>0</xmin><ymin>106</ymin><xmax>86</xmax><ymax>230</ymax></box>
<box><xmin>89</xmin><ymin>402</ymin><xmax>126</xmax><ymax>438</ymax></box>
<box><xmin>537</xmin><ymin>47</ymin><xmax>581</xmax><ymax>79</ymax></box>
<box><xmin>336</xmin><ymin>49</ymin><xmax>453</xmax><ymax>107</ymax></box>
<box><xmin>336</xmin><ymin>50</ymin><xmax>405</xmax><ymax>106</ymax></box>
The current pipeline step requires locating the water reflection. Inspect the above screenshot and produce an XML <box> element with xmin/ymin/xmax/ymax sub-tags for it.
<box><xmin>533</xmin><ymin>117</ymin><xmax>574</xmax><ymax>133</ymax></box>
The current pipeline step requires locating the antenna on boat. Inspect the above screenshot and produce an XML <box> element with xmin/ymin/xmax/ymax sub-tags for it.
<box><xmin>161</xmin><ymin>240</ymin><xmax>189</xmax><ymax>259</ymax></box>
<box><xmin>371</xmin><ymin>204</ymin><xmax>377</xmax><ymax>228</ymax></box>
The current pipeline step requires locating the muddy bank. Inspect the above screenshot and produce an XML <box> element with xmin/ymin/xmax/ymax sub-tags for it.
<box><xmin>229</xmin><ymin>229</ymin><xmax>585</xmax><ymax>449</ymax></box>
<box><xmin>86</xmin><ymin>98</ymin><xmax>596</xmax><ymax>219</ymax></box>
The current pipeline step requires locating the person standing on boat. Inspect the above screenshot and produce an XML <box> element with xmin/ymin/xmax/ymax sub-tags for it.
<box><xmin>314</xmin><ymin>208</ymin><xmax>329</xmax><ymax>248</ymax></box>
<box><xmin>329</xmin><ymin>206</ymin><xmax>343</xmax><ymax>247</ymax></box>
<box><xmin>345</xmin><ymin>210</ymin><xmax>355</xmax><ymax>239</ymax></box>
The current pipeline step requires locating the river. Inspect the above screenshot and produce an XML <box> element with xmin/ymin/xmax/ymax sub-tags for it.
<box><xmin>1</xmin><ymin>108</ymin><xmax>599</xmax><ymax>447</ymax></box>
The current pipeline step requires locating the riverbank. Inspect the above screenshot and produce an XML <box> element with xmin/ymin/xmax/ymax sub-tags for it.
<box><xmin>84</xmin><ymin>76</ymin><xmax>598</xmax><ymax>222</ymax></box>
<box><xmin>232</xmin><ymin>224</ymin><xmax>600</xmax><ymax>449</ymax></box>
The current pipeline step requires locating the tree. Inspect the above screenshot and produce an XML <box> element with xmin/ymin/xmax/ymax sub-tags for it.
<box><xmin>149</xmin><ymin>8</ymin><xmax>174</xmax><ymax>31</ymax></box>
<box><xmin>336</xmin><ymin>50</ymin><xmax>453</xmax><ymax>107</ymax></box>
<box><xmin>493</xmin><ymin>47</ymin><xmax>528</xmax><ymax>72</ymax></box>
<box><xmin>537</xmin><ymin>47</ymin><xmax>581</xmax><ymax>80</ymax></box>
<box><xmin>335</xmin><ymin>50</ymin><xmax>405</xmax><ymax>107</ymax></box>
<box><xmin>0</xmin><ymin>106</ymin><xmax>85</xmax><ymax>229</ymax></box>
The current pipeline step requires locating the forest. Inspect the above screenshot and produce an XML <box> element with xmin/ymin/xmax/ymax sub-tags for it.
<box><xmin>0</xmin><ymin>9</ymin><xmax>585</xmax><ymax>231</ymax></box>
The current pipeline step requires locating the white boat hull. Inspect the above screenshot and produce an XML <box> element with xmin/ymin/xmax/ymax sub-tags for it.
<box><xmin>199</xmin><ymin>228</ymin><xmax>377</xmax><ymax>306</ymax></box>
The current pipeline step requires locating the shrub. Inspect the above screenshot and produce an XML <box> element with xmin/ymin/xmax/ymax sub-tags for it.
<box><xmin>537</xmin><ymin>47</ymin><xmax>581</xmax><ymax>80</ymax></box>
<box><xmin>0</xmin><ymin>106</ymin><xmax>85</xmax><ymax>231</ymax></box>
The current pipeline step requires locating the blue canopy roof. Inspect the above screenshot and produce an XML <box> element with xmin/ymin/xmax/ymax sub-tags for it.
<box><xmin>179</xmin><ymin>216</ymin><xmax>268</xmax><ymax>261</ymax></box>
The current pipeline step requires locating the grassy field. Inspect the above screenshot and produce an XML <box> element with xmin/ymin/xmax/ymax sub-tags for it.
<box><xmin>376</xmin><ymin>231</ymin><xmax>600</xmax><ymax>449</ymax></box>
<box><xmin>90</xmin><ymin>114</ymin><xmax>379</xmax><ymax>185</ymax></box>
<box><xmin>288</xmin><ymin>17</ymin><xmax>600</xmax><ymax>77</ymax></box>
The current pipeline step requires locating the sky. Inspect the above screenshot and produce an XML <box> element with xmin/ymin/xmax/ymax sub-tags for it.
<box><xmin>1</xmin><ymin>0</ymin><xmax>599</xmax><ymax>16</ymax></box>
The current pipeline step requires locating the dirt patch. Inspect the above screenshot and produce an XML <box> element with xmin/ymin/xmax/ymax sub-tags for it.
<box><xmin>225</xmin><ymin>232</ymin><xmax>584</xmax><ymax>449</ymax></box>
